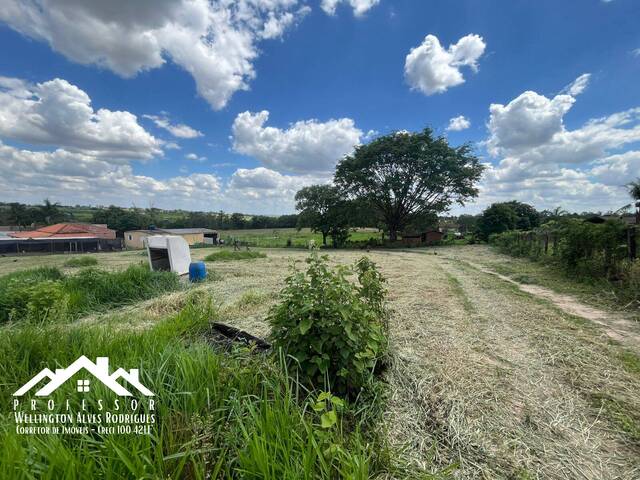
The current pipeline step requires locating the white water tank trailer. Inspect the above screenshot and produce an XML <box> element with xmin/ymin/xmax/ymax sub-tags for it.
<box><xmin>145</xmin><ymin>235</ymin><xmax>191</xmax><ymax>275</ymax></box>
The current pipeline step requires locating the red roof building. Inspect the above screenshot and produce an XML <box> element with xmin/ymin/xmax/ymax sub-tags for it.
<box><xmin>9</xmin><ymin>223</ymin><xmax>116</xmax><ymax>240</ymax></box>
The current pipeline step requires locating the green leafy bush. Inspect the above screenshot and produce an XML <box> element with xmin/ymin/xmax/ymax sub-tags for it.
<box><xmin>268</xmin><ymin>253</ymin><xmax>388</xmax><ymax>396</ymax></box>
<box><xmin>204</xmin><ymin>250</ymin><xmax>266</xmax><ymax>262</ymax></box>
<box><xmin>64</xmin><ymin>256</ymin><xmax>99</xmax><ymax>267</ymax></box>
<box><xmin>23</xmin><ymin>281</ymin><xmax>69</xmax><ymax>322</ymax></box>
<box><xmin>491</xmin><ymin>219</ymin><xmax>630</xmax><ymax>279</ymax></box>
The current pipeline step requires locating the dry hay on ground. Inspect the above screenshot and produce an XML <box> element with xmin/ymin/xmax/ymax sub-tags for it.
<box><xmin>48</xmin><ymin>246</ymin><xmax>640</xmax><ymax>478</ymax></box>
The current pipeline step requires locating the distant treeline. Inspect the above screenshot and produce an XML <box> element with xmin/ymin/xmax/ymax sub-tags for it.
<box><xmin>0</xmin><ymin>201</ymin><xmax>298</xmax><ymax>232</ymax></box>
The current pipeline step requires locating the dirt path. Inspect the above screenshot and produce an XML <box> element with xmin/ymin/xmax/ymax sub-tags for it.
<box><xmin>451</xmin><ymin>257</ymin><xmax>640</xmax><ymax>352</ymax></box>
<box><xmin>378</xmin><ymin>250</ymin><xmax>640</xmax><ymax>479</ymax></box>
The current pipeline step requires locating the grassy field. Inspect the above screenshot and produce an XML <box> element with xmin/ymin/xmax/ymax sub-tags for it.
<box><xmin>1</xmin><ymin>245</ymin><xmax>639</xmax><ymax>478</ymax></box>
<box><xmin>218</xmin><ymin>227</ymin><xmax>380</xmax><ymax>248</ymax></box>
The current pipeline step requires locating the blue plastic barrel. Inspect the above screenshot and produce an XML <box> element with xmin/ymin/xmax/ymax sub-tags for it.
<box><xmin>188</xmin><ymin>261</ymin><xmax>207</xmax><ymax>282</ymax></box>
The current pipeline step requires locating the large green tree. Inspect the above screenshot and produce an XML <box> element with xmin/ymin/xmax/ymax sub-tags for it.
<box><xmin>503</xmin><ymin>200</ymin><xmax>541</xmax><ymax>230</ymax></box>
<box><xmin>334</xmin><ymin>129</ymin><xmax>484</xmax><ymax>241</ymax></box>
<box><xmin>295</xmin><ymin>185</ymin><xmax>348</xmax><ymax>246</ymax></box>
<box><xmin>476</xmin><ymin>203</ymin><xmax>518</xmax><ymax>240</ymax></box>
<box><xmin>476</xmin><ymin>201</ymin><xmax>541</xmax><ymax>240</ymax></box>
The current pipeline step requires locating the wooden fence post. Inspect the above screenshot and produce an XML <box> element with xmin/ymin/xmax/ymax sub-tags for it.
<box><xmin>544</xmin><ymin>233</ymin><xmax>549</xmax><ymax>254</ymax></box>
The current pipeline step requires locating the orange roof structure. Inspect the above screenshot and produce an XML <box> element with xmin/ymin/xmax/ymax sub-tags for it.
<box><xmin>9</xmin><ymin>223</ymin><xmax>115</xmax><ymax>239</ymax></box>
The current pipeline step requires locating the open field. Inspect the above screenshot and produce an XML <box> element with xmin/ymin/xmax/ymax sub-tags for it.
<box><xmin>1</xmin><ymin>245</ymin><xmax>639</xmax><ymax>478</ymax></box>
<box><xmin>217</xmin><ymin>227</ymin><xmax>381</xmax><ymax>248</ymax></box>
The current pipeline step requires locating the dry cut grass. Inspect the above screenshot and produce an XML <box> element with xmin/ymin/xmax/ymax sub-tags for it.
<box><xmin>4</xmin><ymin>246</ymin><xmax>639</xmax><ymax>478</ymax></box>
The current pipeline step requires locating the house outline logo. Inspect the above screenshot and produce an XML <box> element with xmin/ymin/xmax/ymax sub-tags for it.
<box><xmin>13</xmin><ymin>356</ymin><xmax>154</xmax><ymax>397</ymax></box>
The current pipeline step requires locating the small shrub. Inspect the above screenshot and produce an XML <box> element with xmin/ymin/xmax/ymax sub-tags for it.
<box><xmin>64</xmin><ymin>256</ymin><xmax>99</xmax><ymax>267</ymax></box>
<box><xmin>204</xmin><ymin>250</ymin><xmax>266</xmax><ymax>262</ymax></box>
<box><xmin>268</xmin><ymin>253</ymin><xmax>388</xmax><ymax>396</ymax></box>
<box><xmin>23</xmin><ymin>281</ymin><xmax>69</xmax><ymax>322</ymax></box>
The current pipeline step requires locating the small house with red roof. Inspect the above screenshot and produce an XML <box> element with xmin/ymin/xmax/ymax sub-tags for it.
<box><xmin>1</xmin><ymin>223</ymin><xmax>120</xmax><ymax>255</ymax></box>
<box><xmin>9</xmin><ymin>223</ymin><xmax>116</xmax><ymax>240</ymax></box>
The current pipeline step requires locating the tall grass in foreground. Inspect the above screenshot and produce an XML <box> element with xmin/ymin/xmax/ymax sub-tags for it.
<box><xmin>0</xmin><ymin>295</ymin><xmax>397</xmax><ymax>479</ymax></box>
<box><xmin>0</xmin><ymin>264</ymin><xmax>180</xmax><ymax>323</ymax></box>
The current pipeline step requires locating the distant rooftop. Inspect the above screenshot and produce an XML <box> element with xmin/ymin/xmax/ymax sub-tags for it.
<box><xmin>9</xmin><ymin>223</ymin><xmax>114</xmax><ymax>239</ymax></box>
<box><xmin>126</xmin><ymin>228</ymin><xmax>217</xmax><ymax>235</ymax></box>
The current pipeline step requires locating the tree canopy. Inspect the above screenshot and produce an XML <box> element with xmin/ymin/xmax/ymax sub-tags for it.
<box><xmin>503</xmin><ymin>201</ymin><xmax>541</xmax><ymax>230</ymax></box>
<box><xmin>295</xmin><ymin>185</ymin><xmax>349</xmax><ymax>246</ymax></box>
<box><xmin>334</xmin><ymin>128</ymin><xmax>484</xmax><ymax>240</ymax></box>
<box><xmin>476</xmin><ymin>201</ymin><xmax>541</xmax><ymax>240</ymax></box>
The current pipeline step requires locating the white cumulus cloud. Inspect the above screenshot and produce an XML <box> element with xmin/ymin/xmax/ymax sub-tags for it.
<box><xmin>0</xmin><ymin>76</ymin><xmax>161</xmax><ymax>160</ymax></box>
<box><xmin>446</xmin><ymin>115</ymin><xmax>471</xmax><ymax>132</ymax></box>
<box><xmin>320</xmin><ymin>0</ymin><xmax>380</xmax><ymax>16</ymax></box>
<box><xmin>227</xmin><ymin>167</ymin><xmax>326</xmax><ymax>212</ymax></box>
<box><xmin>405</xmin><ymin>34</ymin><xmax>486</xmax><ymax>95</ymax></box>
<box><xmin>185</xmin><ymin>153</ymin><xmax>207</xmax><ymax>162</ymax></box>
<box><xmin>143</xmin><ymin>114</ymin><xmax>202</xmax><ymax>139</ymax></box>
<box><xmin>0</xmin><ymin>0</ymin><xmax>309</xmax><ymax>109</ymax></box>
<box><xmin>475</xmin><ymin>76</ymin><xmax>640</xmax><ymax>212</ymax></box>
<box><xmin>231</xmin><ymin>110</ymin><xmax>363</xmax><ymax>174</ymax></box>
<box><xmin>0</xmin><ymin>141</ymin><xmax>223</xmax><ymax>210</ymax></box>
<box><xmin>487</xmin><ymin>91</ymin><xmax>575</xmax><ymax>155</ymax></box>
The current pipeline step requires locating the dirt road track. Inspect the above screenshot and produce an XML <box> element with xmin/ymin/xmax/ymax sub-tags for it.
<box><xmin>446</xmin><ymin>255</ymin><xmax>640</xmax><ymax>353</ymax></box>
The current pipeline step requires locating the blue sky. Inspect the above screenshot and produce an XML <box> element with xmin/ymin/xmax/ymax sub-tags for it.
<box><xmin>0</xmin><ymin>0</ymin><xmax>639</xmax><ymax>214</ymax></box>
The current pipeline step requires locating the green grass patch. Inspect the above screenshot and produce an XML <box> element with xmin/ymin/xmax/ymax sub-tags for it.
<box><xmin>219</xmin><ymin>227</ymin><xmax>379</xmax><ymax>249</ymax></box>
<box><xmin>204</xmin><ymin>250</ymin><xmax>267</xmax><ymax>262</ymax></box>
<box><xmin>0</xmin><ymin>264</ymin><xmax>180</xmax><ymax>323</ymax></box>
<box><xmin>617</xmin><ymin>349</ymin><xmax>640</xmax><ymax>375</ymax></box>
<box><xmin>237</xmin><ymin>290</ymin><xmax>270</xmax><ymax>307</ymax></box>
<box><xmin>64</xmin><ymin>256</ymin><xmax>99</xmax><ymax>268</ymax></box>
<box><xmin>588</xmin><ymin>392</ymin><xmax>640</xmax><ymax>445</ymax></box>
<box><xmin>443</xmin><ymin>271</ymin><xmax>475</xmax><ymax>314</ymax></box>
<box><xmin>0</xmin><ymin>295</ymin><xmax>401</xmax><ymax>479</ymax></box>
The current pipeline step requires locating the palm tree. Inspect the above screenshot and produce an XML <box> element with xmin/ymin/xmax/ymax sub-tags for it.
<box><xmin>628</xmin><ymin>178</ymin><xmax>640</xmax><ymax>203</ymax></box>
<box><xmin>628</xmin><ymin>178</ymin><xmax>640</xmax><ymax>225</ymax></box>
<box><xmin>38</xmin><ymin>198</ymin><xmax>63</xmax><ymax>225</ymax></box>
